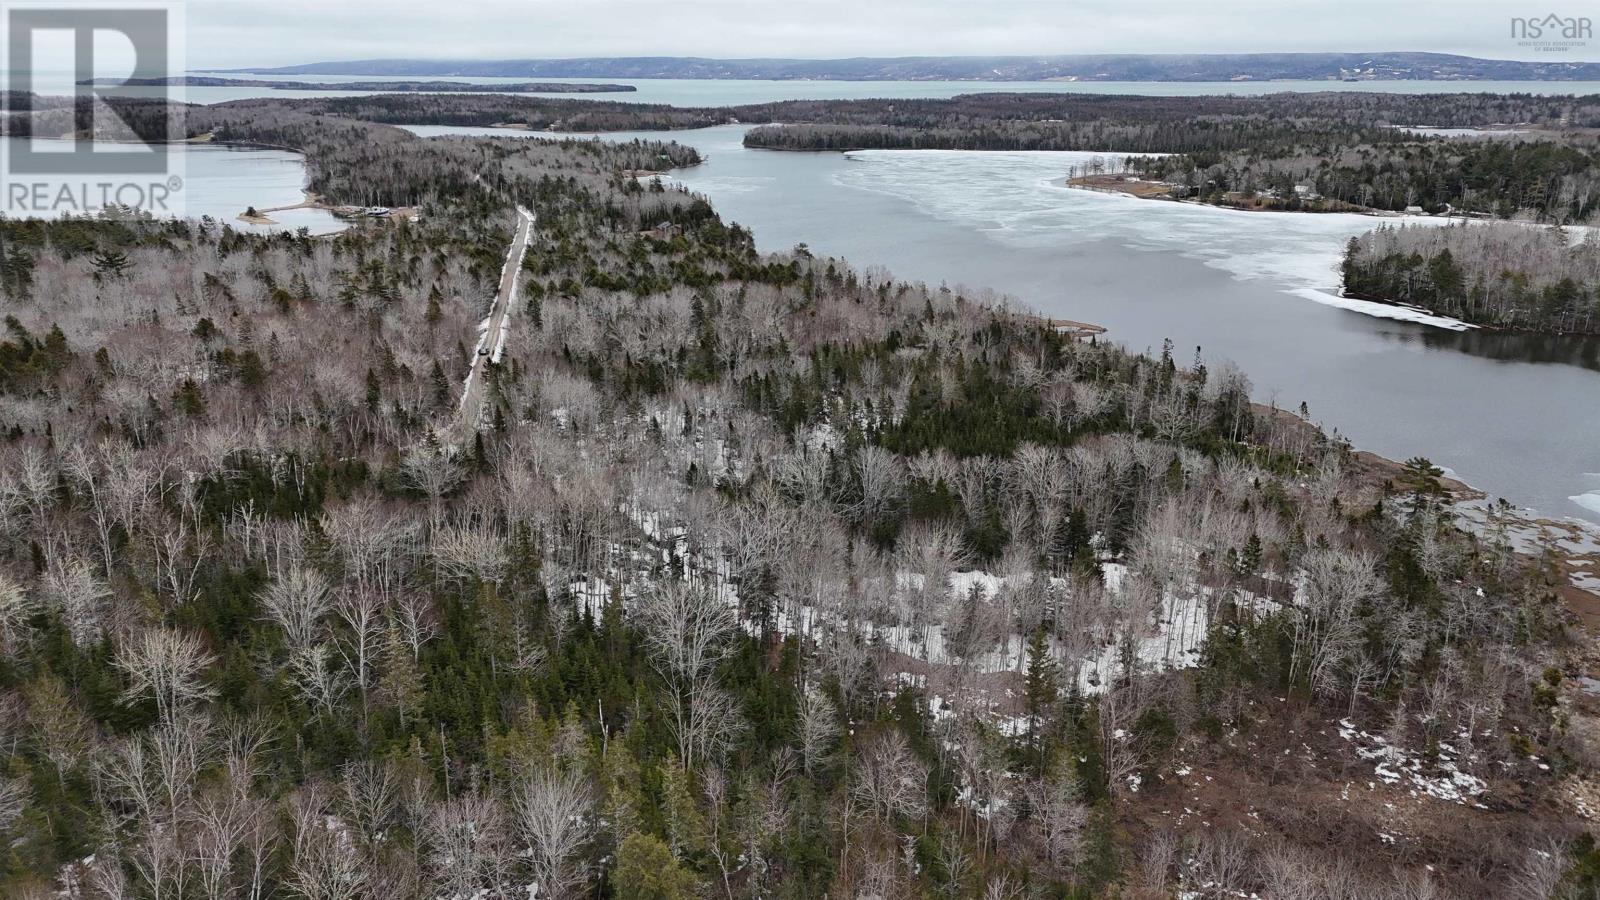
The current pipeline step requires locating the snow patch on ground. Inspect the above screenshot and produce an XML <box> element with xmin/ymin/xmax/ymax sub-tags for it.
<box><xmin>1454</xmin><ymin>497</ymin><xmax>1600</xmax><ymax>559</ymax></box>
<box><xmin>1337</xmin><ymin>719</ymin><xmax>1487</xmax><ymax>806</ymax></box>
<box><xmin>1075</xmin><ymin>587</ymin><xmax>1208</xmax><ymax>695</ymax></box>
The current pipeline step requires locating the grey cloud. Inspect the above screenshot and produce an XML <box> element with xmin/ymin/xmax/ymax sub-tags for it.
<box><xmin>181</xmin><ymin>0</ymin><xmax>1584</xmax><ymax>69</ymax></box>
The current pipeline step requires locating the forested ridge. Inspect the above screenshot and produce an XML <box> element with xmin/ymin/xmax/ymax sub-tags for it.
<box><xmin>78</xmin><ymin>78</ymin><xmax>638</xmax><ymax>94</ymax></box>
<box><xmin>209</xmin><ymin>95</ymin><xmax>730</xmax><ymax>133</ymax></box>
<box><xmin>18</xmin><ymin>90</ymin><xmax>1594</xmax><ymax>149</ymax></box>
<box><xmin>738</xmin><ymin>92</ymin><xmax>1600</xmax><ymax>151</ymax></box>
<box><xmin>230</xmin><ymin>52</ymin><xmax>1600</xmax><ymax>82</ymax></box>
<box><xmin>0</xmin><ymin>101</ymin><xmax>1594</xmax><ymax>899</ymax></box>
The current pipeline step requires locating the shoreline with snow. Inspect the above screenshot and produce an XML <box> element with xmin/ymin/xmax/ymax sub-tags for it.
<box><xmin>1287</xmin><ymin>287</ymin><xmax>1476</xmax><ymax>331</ymax></box>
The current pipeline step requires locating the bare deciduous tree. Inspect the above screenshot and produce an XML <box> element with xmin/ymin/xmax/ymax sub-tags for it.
<box><xmin>44</xmin><ymin>555</ymin><xmax>112</xmax><ymax>648</ymax></box>
<box><xmin>393</xmin><ymin>590</ymin><xmax>439</xmax><ymax>660</ymax></box>
<box><xmin>332</xmin><ymin>588</ymin><xmax>386</xmax><ymax>718</ymax></box>
<box><xmin>0</xmin><ymin>775</ymin><xmax>27</xmax><ymax>834</ymax></box>
<box><xmin>432</xmin><ymin>523</ymin><xmax>509</xmax><ymax>585</ymax></box>
<box><xmin>850</xmin><ymin>730</ymin><xmax>927</xmax><ymax>823</ymax></box>
<box><xmin>514</xmin><ymin>766</ymin><xmax>594</xmax><ymax>899</ymax></box>
<box><xmin>289</xmin><ymin>643</ymin><xmax>349</xmax><ymax>717</ymax></box>
<box><xmin>845</xmin><ymin>445</ymin><xmax>903</xmax><ymax>525</ymax></box>
<box><xmin>187</xmin><ymin>758</ymin><xmax>260</xmax><ymax>900</ymax></box>
<box><xmin>637</xmin><ymin>582</ymin><xmax>741</xmax><ymax>769</ymax></box>
<box><xmin>115</xmin><ymin>627</ymin><xmax>218</xmax><ymax>722</ymax></box>
<box><xmin>152</xmin><ymin>518</ymin><xmax>210</xmax><ymax>610</ymax></box>
<box><xmin>1024</xmin><ymin>764</ymin><xmax>1088</xmax><ymax>875</ymax></box>
<box><xmin>422</xmin><ymin>793</ymin><xmax>509</xmax><ymax>899</ymax></box>
<box><xmin>0</xmin><ymin>573</ymin><xmax>38</xmax><ymax>655</ymax></box>
<box><xmin>796</xmin><ymin>684</ymin><xmax>839</xmax><ymax>775</ymax></box>
<box><xmin>338</xmin><ymin>759</ymin><xmax>398</xmax><ymax>847</ymax></box>
<box><xmin>287</xmin><ymin>785</ymin><xmax>370</xmax><ymax>900</ymax></box>
<box><xmin>401</xmin><ymin>442</ymin><xmax>465</xmax><ymax>525</ymax></box>
<box><xmin>260</xmin><ymin>566</ymin><xmax>333</xmax><ymax>654</ymax></box>
<box><xmin>1292</xmin><ymin>548</ymin><xmax>1383</xmax><ymax>697</ymax></box>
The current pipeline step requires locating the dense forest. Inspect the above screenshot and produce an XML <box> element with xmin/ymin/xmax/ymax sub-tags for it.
<box><xmin>0</xmin><ymin>99</ymin><xmax>1595</xmax><ymax>899</ymax></box>
<box><xmin>738</xmin><ymin>92</ymin><xmax>1600</xmax><ymax>152</ymax></box>
<box><xmin>0</xmin><ymin>94</ymin><xmax>731</xmax><ymax>138</ymax></box>
<box><xmin>1341</xmin><ymin>222</ymin><xmax>1600</xmax><ymax>332</ymax></box>
<box><xmin>210</xmin><ymin>95</ymin><xmax>735</xmax><ymax>133</ymax></box>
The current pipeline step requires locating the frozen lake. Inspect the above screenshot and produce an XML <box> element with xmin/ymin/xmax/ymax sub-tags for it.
<box><xmin>1</xmin><ymin>137</ymin><xmax>344</xmax><ymax>234</ymax></box>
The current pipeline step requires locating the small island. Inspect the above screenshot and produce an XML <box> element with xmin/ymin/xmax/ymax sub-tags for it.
<box><xmin>236</xmin><ymin>205</ymin><xmax>274</xmax><ymax>225</ymax></box>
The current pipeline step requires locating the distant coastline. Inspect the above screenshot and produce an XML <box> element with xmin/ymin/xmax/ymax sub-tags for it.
<box><xmin>79</xmin><ymin>76</ymin><xmax>635</xmax><ymax>93</ymax></box>
<box><xmin>204</xmin><ymin>52</ymin><xmax>1600</xmax><ymax>82</ymax></box>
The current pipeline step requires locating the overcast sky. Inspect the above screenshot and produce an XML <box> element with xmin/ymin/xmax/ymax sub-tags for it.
<box><xmin>157</xmin><ymin>0</ymin><xmax>1600</xmax><ymax>68</ymax></box>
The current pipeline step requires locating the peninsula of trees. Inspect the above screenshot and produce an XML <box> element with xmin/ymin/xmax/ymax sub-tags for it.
<box><xmin>740</xmin><ymin>92</ymin><xmax>1588</xmax><ymax>149</ymax></box>
<box><xmin>1127</xmin><ymin>138</ymin><xmax>1600</xmax><ymax>221</ymax></box>
<box><xmin>1342</xmin><ymin>223</ymin><xmax>1600</xmax><ymax>333</ymax></box>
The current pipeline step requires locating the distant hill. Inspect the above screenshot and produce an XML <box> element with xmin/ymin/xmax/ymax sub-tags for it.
<box><xmin>78</xmin><ymin>76</ymin><xmax>634</xmax><ymax>93</ymax></box>
<box><xmin>210</xmin><ymin>53</ymin><xmax>1600</xmax><ymax>81</ymax></box>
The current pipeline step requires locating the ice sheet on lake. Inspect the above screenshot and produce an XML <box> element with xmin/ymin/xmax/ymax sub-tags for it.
<box><xmin>1567</xmin><ymin>473</ymin><xmax>1600</xmax><ymax>529</ymax></box>
<box><xmin>836</xmin><ymin>149</ymin><xmax>1461</xmax><ymax>329</ymax></box>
